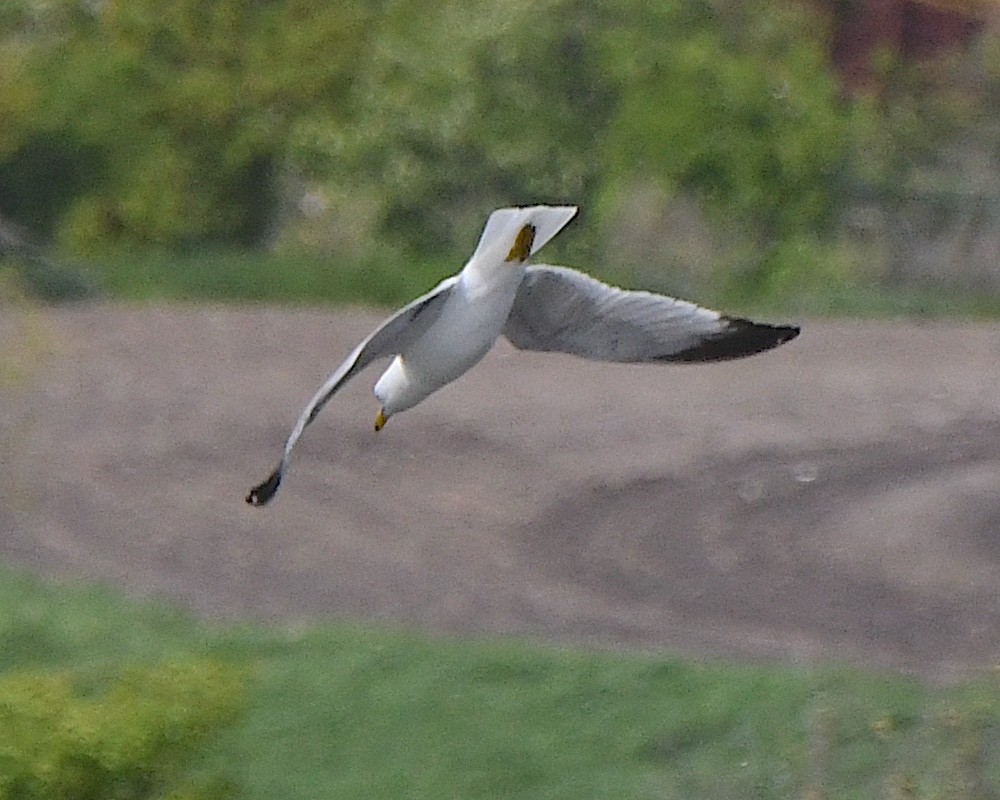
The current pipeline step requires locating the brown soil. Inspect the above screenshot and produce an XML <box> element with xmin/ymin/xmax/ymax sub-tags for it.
<box><xmin>2</xmin><ymin>305</ymin><xmax>999</xmax><ymax>680</ymax></box>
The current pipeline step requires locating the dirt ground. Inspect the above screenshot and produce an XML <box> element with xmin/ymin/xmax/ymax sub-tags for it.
<box><xmin>2</xmin><ymin>305</ymin><xmax>999</xmax><ymax>681</ymax></box>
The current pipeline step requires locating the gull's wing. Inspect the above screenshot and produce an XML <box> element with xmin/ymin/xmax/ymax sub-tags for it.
<box><xmin>247</xmin><ymin>277</ymin><xmax>457</xmax><ymax>506</ymax></box>
<box><xmin>503</xmin><ymin>266</ymin><xmax>799</xmax><ymax>363</ymax></box>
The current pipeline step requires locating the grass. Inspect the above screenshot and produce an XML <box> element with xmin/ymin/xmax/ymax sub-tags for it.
<box><xmin>721</xmin><ymin>282</ymin><xmax>1000</xmax><ymax>321</ymax></box>
<box><xmin>1</xmin><ymin>565</ymin><xmax>998</xmax><ymax>799</ymax></box>
<box><xmin>25</xmin><ymin>248</ymin><xmax>997</xmax><ymax>318</ymax></box>
<box><xmin>88</xmin><ymin>249</ymin><xmax>451</xmax><ymax>309</ymax></box>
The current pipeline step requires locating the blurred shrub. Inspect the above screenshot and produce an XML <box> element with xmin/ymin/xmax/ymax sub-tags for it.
<box><xmin>0</xmin><ymin>256</ymin><xmax>97</xmax><ymax>302</ymax></box>
<box><xmin>845</xmin><ymin>36</ymin><xmax>1000</xmax><ymax>295</ymax></box>
<box><xmin>0</xmin><ymin>0</ymin><xmax>847</xmax><ymax>271</ymax></box>
<box><xmin>281</xmin><ymin>0</ymin><xmax>856</xmax><ymax>298</ymax></box>
<box><xmin>279</xmin><ymin>0</ymin><xmax>614</xmax><ymax>264</ymax></box>
<box><xmin>3</xmin><ymin>0</ymin><xmax>999</xmax><ymax>300</ymax></box>
<box><xmin>0</xmin><ymin>659</ymin><xmax>244</xmax><ymax>800</ymax></box>
<box><xmin>0</xmin><ymin>0</ymin><xmax>377</xmax><ymax>254</ymax></box>
<box><xmin>593</xmin><ymin>0</ymin><xmax>853</xmax><ymax>298</ymax></box>
<box><xmin>0</xmin><ymin>215</ymin><xmax>96</xmax><ymax>302</ymax></box>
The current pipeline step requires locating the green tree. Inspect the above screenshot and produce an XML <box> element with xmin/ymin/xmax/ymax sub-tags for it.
<box><xmin>0</xmin><ymin>0</ymin><xmax>375</xmax><ymax>254</ymax></box>
<box><xmin>281</xmin><ymin>0</ymin><xmax>614</xmax><ymax>263</ymax></box>
<box><xmin>284</xmin><ymin>0</ymin><xmax>858</xmax><ymax>297</ymax></box>
<box><xmin>2</xmin><ymin>0</ymin><xmax>937</xmax><ymax>302</ymax></box>
<box><xmin>594</xmin><ymin>0</ymin><xmax>853</xmax><ymax>297</ymax></box>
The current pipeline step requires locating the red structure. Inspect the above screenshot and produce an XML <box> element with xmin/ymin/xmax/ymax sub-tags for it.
<box><xmin>821</xmin><ymin>0</ymin><xmax>993</xmax><ymax>91</ymax></box>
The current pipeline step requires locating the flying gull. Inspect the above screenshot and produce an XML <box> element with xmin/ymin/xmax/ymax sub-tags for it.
<box><xmin>247</xmin><ymin>205</ymin><xmax>799</xmax><ymax>506</ymax></box>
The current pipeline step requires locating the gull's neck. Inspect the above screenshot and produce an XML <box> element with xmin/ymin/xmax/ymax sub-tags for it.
<box><xmin>458</xmin><ymin>256</ymin><xmax>526</xmax><ymax>298</ymax></box>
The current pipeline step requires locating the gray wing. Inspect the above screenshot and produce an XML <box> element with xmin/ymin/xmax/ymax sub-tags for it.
<box><xmin>247</xmin><ymin>277</ymin><xmax>457</xmax><ymax>506</ymax></box>
<box><xmin>503</xmin><ymin>265</ymin><xmax>799</xmax><ymax>363</ymax></box>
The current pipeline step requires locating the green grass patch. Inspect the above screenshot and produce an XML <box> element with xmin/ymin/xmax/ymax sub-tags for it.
<box><xmin>75</xmin><ymin>249</ymin><xmax>1000</xmax><ymax>319</ymax></box>
<box><xmin>718</xmin><ymin>281</ymin><xmax>1000</xmax><ymax>321</ymax></box>
<box><xmin>88</xmin><ymin>249</ymin><xmax>451</xmax><ymax>309</ymax></box>
<box><xmin>1</xmin><ymin>564</ymin><xmax>998</xmax><ymax>799</ymax></box>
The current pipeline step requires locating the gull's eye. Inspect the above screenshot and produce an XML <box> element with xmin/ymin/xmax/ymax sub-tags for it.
<box><xmin>505</xmin><ymin>224</ymin><xmax>536</xmax><ymax>263</ymax></box>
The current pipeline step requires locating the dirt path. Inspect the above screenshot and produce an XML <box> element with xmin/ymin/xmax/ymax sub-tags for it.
<box><xmin>2</xmin><ymin>305</ymin><xmax>999</xmax><ymax>680</ymax></box>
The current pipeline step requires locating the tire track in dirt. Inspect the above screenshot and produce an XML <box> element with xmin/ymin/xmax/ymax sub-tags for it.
<box><xmin>514</xmin><ymin>420</ymin><xmax>1000</xmax><ymax>678</ymax></box>
<box><xmin>2</xmin><ymin>306</ymin><xmax>999</xmax><ymax>679</ymax></box>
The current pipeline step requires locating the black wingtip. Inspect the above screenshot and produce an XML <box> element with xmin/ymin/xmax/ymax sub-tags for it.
<box><xmin>246</xmin><ymin>467</ymin><xmax>282</xmax><ymax>507</ymax></box>
<box><xmin>768</xmin><ymin>322</ymin><xmax>800</xmax><ymax>346</ymax></box>
<box><xmin>670</xmin><ymin>318</ymin><xmax>801</xmax><ymax>363</ymax></box>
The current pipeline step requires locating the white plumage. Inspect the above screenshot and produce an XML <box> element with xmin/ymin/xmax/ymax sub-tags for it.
<box><xmin>247</xmin><ymin>205</ymin><xmax>799</xmax><ymax>505</ymax></box>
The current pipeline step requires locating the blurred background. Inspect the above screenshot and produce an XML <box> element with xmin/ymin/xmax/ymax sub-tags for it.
<box><xmin>2</xmin><ymin>1</ymin><xmax>1000</xmax><ymax>798</ymax></box>
<box><xmin>2</xmin><ymin>0</ymin><xmax>1000</xmax><ymax>311</ymax></box>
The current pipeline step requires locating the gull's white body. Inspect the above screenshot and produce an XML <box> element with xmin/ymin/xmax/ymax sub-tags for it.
<box><xmin>374</xmin><ymin>206</ymin><xmax>577</xmax><ymax>416</ymax></box>
<box><xmin>373</xmin><ymin>276</ymin><xmax>504</xmax><ymax>415</ymax></box>
<box><xmin>247</xmin><ymin>204</ymin><xmax>799</xmax><ymax>506</ymax></box>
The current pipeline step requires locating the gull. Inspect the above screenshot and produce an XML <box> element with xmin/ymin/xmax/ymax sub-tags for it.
<box><xmin>247</xmin><ymin>205</ymin><xmax>799</xmax><ymax>506</ymax></box>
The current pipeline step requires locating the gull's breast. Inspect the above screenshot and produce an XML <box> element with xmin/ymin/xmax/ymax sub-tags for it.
<box><xmin>404</xmin><ymin>279</ymin><xmax>515</xmax><ymax>386</ymax></box>
<box><xmin>374</xmin><ymin>269</ymin><xmax>524</xmax><ymax>415</ymax></box>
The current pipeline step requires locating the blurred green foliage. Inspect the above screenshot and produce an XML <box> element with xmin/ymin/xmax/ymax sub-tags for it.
<box><xmin>845</xmin><ymin>35</ymin><xmax>1000</xmax><ymax>296</ymax></box>
<box><xmin>0</xmin><ymin>0</ymin><xmax>375</xmax><ymax>253</ymax></box>
<box><xmin>0</xmin><ymin>565</ymin><xmax>998</xmax><ymax>799</ymax></box>
<box><xmin>0</xmin><ymin>659</ymin><xmax>244</xmax><ymax>800</ymax></box>
<box><xmin>1</xmin><ymin>0</ymin><xmax>998</xmax><ymax>304</ymax></box>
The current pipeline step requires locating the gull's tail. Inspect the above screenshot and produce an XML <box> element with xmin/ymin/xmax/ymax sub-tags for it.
<box><xmin>466</xmin><ymin>205</ymin><xmax>577</xmax><ymax>274</ymax></box>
